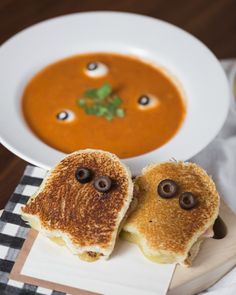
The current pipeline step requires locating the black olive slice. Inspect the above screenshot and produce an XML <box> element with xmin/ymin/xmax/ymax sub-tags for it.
<box><xmin>75</xmin><ymin>167</ymin><xmax>92</xmax><ymax>184</ymax></box>
<box><xmin>138</xmin><ymin>95</ymin><xmax>150</xmax><ymax>106</ymax></box>
<box><xmin>157</xmin><ymin>179</ymin><xmax>178</xmax><ymax>198</ymax></box>
<box><xmin>94</xmin><ymin>176</ymin><xmax>112</xmax><ymax>193</ymax></box>
<box><xmin>179</xmin><ymin>192</ymin><xmax>198</xmax><ymax>210</ymax></box>
<box><xmin>56</xmin><ymin>111</ymin><xmax>69</xmax><ymax>121</ymax></box>
<box><xmin>87</xmin><ymin>62</ymin><xmax>98</xmax><ymax>71</ymax></box>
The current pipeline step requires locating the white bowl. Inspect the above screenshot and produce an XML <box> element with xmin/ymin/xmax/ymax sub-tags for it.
<box><xmin>0</xmin><ymin>12</ymin><xmax>230</xmax><ymax>175</ymax></box>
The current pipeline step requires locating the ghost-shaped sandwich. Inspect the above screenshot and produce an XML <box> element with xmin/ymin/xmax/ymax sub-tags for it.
<box><xmin>21</xmin><ymin>149</ymin><xmax>133</xmax><ymax>261</ymax></box>
<box><xmin>121</xmin><ymin>161</ymin><xmax>220</xmax><ymax>266</ymax></box>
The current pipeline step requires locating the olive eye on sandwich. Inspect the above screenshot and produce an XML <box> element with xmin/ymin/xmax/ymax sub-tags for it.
<box><xmin>75</xmin><ymin>167</ymin><xmax>93</xmax><ymax>183</ymax></box>
<box><xmin>179</xmin><ymin>192</ymin><xmax>198</xmax><ymax>210</ymax></box>
<box><xmin>75</xmin><ymin>167</ymin><xmax>113</xmax><ymax>193</ymax></box>
<box><xmin>94</xmin><ymin>176</ymin><xmax>112</xmax><ymax>193</ymax></box>
<box><xmin>157</xmin><ymin>179</ymin><xmax>179</xmax><ymax>198</ymax></box>
<box><xmin>85</xmin><ymin>62</ymin><xmax>108</xmax><ymax>78</ymax></box>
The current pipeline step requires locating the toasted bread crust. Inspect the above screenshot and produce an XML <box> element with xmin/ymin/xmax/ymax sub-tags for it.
<box><xmin>22</xmin><ymin>149</ymin><xmax>133</xmax><ymax>257</ymax></box>
<box><xmin>123</xmin><ymin>162</ymin><xmax>220</xmax><ymax>264</ymax></box>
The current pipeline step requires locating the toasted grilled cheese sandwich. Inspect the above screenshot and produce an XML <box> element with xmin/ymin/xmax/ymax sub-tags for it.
<box><xmin>121</xmin><ymin>161</ymin><xmax>220</xmax><ymax>266</ymax></box>
<box><xmin>21</xmin><ymin>149</ymin><xmax>134</xmax><ymax>261</ymax></box>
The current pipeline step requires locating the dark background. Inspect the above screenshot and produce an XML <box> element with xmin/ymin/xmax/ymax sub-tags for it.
<box><xmin>0</xmin><ymin>0</ymin><xmax>236</xmax><ymax>208</ymax></box>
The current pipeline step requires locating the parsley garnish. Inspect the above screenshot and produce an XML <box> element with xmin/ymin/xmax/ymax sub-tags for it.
<box><xmin>77</xmin><ymin>83</ymin><xmax>125</xmax><ymax>121</ymax></box>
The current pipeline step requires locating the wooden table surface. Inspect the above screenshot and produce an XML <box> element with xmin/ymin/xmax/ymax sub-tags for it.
<box><xmin>0</xmin><ymin>0</ymin><xmax>236</xmax><ymax>209</ymax></box>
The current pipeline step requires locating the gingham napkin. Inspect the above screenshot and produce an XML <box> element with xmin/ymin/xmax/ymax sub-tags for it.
<box><xmin>0</xmin><ymin>60</ymin><xmax>235</xmax><ymax>295</ymax></box>
<box><xmin>0</xmin><ymin>166</ymin><xmax>63</xmax><ymax>294</ymax></box>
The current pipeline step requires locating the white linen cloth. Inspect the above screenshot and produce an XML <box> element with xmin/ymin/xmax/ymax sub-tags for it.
<box><xmin>193</xmin><ymin>59</ymin><xmax>236</xmax><ymax>294</ymax></box>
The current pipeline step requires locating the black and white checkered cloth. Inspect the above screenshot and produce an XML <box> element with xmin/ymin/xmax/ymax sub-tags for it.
<box><xmin>0</xmin><ymin>165</ymin><xmax>67</xmax><ymax>295</ymax></box>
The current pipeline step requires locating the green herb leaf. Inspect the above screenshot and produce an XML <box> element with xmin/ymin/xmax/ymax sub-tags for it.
<box><xmin>96</xmin><ymin>106</ymin><xmax>108</xmax><ymax>116</ymax></box>
<box><xmin>112</xmin><ymin>96</ymin><xmax>122</xmax><ymax>107</ymax></box>
<box><xmin>77</xmin><ymin>82</ymin><xmax>125</xmax><ymax>121</ymax></box>
<box><xmin>105</xmin><ymin>112</ymin><xmax>114</xmax><ymax>121</ymax></box>
<box><xmin>84</xmin><ymin>89</ymin><xmax>97</xmax><ymax>98</ymax></box>
<box><xmin>85</xmin><ymin>106</ymin><xmax>98</xmax><ymax>115</ymax></box>
<box><xmin>96</xmin><ymin>83</ymin><xmax>112</xmax><ymax>100</ymax></box>
<box><xmin>77</xmin><ymin>98</ymin><xmax>86</xmax><ymax>107</ymax></box>
<box><xmin>107</xmin><ymin>102</ymin><xmax>116</xmax><ymax>113</ymax></box>
<box><xmin>116</xmin><ymin>108</ymin><xmax>125</xmax><ymax>118</ymax></box>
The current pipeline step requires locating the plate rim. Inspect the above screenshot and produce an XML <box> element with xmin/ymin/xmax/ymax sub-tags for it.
<box><xmin>0</xmin><ymin>11</ymin><xmax>230</xmax><ymax>173</ymax></box>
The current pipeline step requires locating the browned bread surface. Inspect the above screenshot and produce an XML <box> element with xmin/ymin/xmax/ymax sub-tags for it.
<box><xmin>124</xmin><ymin>162</ymin><xmax>220</xmax><ymax>257</ymax></box>
<box><xmin>22</xmin><ymin>150</ymin><xmax>131</xmax><ymax>249</ymax></box>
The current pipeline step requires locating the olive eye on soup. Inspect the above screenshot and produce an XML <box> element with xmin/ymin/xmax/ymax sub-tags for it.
<box><xmin>85</xmin><ymin>62</ymin><xmax>108</xmax><ymax>78</ymax></box>
<box><xmin>56</xmin><ymin>110</ymin><xmax>75</xmax><ymax>122</ymax></box>
<box><xmin>137</xmin><ymin>94</ymin><xmax>159</xmax><ymax>110</ymax></box>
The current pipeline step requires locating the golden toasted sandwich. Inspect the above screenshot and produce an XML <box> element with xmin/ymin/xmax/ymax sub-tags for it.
<box><xmin>21</xmin><ymin>149</ymin><xmax>133</xmax><ymax>261</ymax></box>
<box><xmin>121</xmin><ymin>161</ymin><xmax>220</xmax><ymax>266</ymax></box>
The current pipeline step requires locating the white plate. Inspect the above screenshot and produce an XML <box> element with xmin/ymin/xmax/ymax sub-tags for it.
<box><xmin>0</xmin><ymin>12</ymin><xmax>230</xmax><ymax>175</ymax></box>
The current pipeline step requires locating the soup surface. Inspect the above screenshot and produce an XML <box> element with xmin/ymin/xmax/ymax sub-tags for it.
<box><xmin>22</xmin><ymin>53</ymin><xmax>186</xmax><ymax>158</ymax></box>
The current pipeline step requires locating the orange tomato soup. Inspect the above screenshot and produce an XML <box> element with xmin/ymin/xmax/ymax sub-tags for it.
<box><xmin>22</xmin><ymin>53</ymin><xmax>186</xmax><ymax>158</ymax></box>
